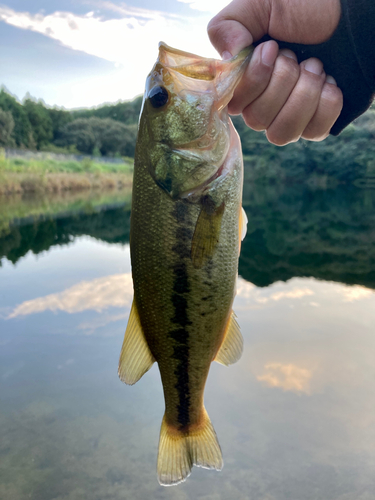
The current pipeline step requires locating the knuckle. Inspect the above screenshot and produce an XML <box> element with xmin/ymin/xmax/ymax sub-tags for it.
<box><xmin>242</xmin><ymin>107</ymin><xmax>267</xmax><ymax>131</ymax></box>
<box><xmin>301</xmin><ymin>72</ymin><xmax>326</xmax><ymax>95</ymax></box>
<box><xmin>298</xmin><ymin>81</ymin><xmax>321</xmax><ymax>103</ymax></box>
<box><xmin>274</xmin><ymin>56</ymin><xmax>299</xmax><ymax>84</ymax></box>
<box><xmin>303</xmin><ymin>128</ymin><xmax>329</xmax><ymax>141</ymax></box>
<box><xmin>228</xmin><ymin>100</ymin><xmax>244</xmax><ymax>116</ymax></box>
<box><xmin>322</xmin><ymin>84</ymin><xmax>343</xmax><ymax>111</ymax></box>
<box><xmin>207</xmin><ymin>17</ymin><xmax>222</xmax><ymax>43</ymax></box>
<box><xmin>266</xmin><ymin>128</ymin><xmax>299</xmax><ymax>146</ymax></box>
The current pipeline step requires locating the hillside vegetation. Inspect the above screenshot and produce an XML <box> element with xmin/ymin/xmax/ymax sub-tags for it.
<box><xmin>1</xmin><ymin>88</ymin><xmax>375</xmax><ymax>182</ymax></box>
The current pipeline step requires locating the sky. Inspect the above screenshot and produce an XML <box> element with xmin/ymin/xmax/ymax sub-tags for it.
<box><xmin>0</xmin><ymin>0</ymin><xmax>230</xmax><ymax>109</ymax></box>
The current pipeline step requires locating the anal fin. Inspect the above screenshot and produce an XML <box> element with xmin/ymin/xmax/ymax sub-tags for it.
<box><xmin>215</xmin><ymin>311</ymin><xmax>243</xmax><ymax>366</ymax></box>
<box><xmin>118</xmin><ymin>300</ymin><xmax>155</xmax><ymax>385</ymax></box>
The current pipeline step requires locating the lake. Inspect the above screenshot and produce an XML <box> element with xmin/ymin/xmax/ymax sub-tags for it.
<box><xmin>1</xmin><ymin>180</ymin><xmax>375</xmax><ymax>500</ymax></box>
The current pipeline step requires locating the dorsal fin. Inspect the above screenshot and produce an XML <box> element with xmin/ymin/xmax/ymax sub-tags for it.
<box><xmin>118</xmin><ymin>301</ymin><xmax>155</xmax><ymax>385</ymax></box>
<box><xmin>215</xmin><ymin>311</ymin><xmax>243</xmax><ymax>366</ymax></box>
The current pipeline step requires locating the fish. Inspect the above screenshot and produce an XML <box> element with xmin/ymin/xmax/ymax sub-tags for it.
<box><xmin>118</xmin><ymin>42</ymin><xmax>252</xmax><ymax>486</ymax></box>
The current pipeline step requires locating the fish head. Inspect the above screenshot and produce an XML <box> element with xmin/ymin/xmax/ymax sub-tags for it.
<box><xmin>139</xmin><ymin>42</ymin><xmax>252</xmax><ymax>200</ymax></box>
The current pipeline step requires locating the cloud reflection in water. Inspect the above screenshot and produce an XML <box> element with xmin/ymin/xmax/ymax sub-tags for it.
<box><xmin>8</xmin><ymin>274</ymin><xmax>375</xmax><ymax>325</ymax></box>
<box><xmin>8</xmin><ymin>273</ymin><xmax>133</xmax><ymax>319</ymax></box>
<box><xmin>257</xmin><ymin>363</ymin><xmax>313</xmax><ymax>394</ymax></box>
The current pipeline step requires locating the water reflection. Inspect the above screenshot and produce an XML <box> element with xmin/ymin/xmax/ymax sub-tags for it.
<box><xmin>240</xmin><ymin>182</ymin><xmax>375</xmax><ymax>289</ymax></box>
<box><xmin>8</xmin><ymin>273</ymin><xmax>133</xmax><ymax>318</ymax></box>
<box><xmin>1</xmin><ymin>185</ymin><xmax>375</xmax><ymax>499</ymax></box>
<box><xmin>256</xmin><ymin>363</ymin><xmax>313</xmax><ymax>394</ymax></box>
<box><xmin>2</xmin><ymin>183</ymin><xmax>375</xmax><ymax>291</ymax></box>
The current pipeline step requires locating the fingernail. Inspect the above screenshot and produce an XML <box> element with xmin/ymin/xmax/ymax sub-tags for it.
<box><xmin>222</xmin><ymin>51</ymin><xmax>232</xmax><ymax>60</ymax></box>
<box><xmin>261</xmin><ymin>41</ymin><xmax>277</xmax><ymax>67</ymax></box>
<box><xmin>279</xmin><ymin>49</ymin><xmax>297</xmax><ymax>61</ymax></box>
<box><xmin>326</xmin><ymin>75</ymin><xmax>337</xmax><ymax>85</ymax></box>
<box><xmin>304</xmin><ymin>58</ymin><xmax>324</xmax><ymax>75</ymax></box>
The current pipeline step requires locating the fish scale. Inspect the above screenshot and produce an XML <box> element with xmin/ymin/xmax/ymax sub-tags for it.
<box><xmin>118</xmin><ymin>42</ymin><xmax>252</xmax><ymax>486</ymax></box>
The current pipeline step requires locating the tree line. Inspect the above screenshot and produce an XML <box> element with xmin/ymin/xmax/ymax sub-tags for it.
<box><xmin>0</xmin><ymin>89</ymin><xmax>142</xmax><ymax>157</ymax></box>
<box><xmin>1</xmin><ymin>87</ymin><xmax>375</xmax><ymax>181</ymax></box>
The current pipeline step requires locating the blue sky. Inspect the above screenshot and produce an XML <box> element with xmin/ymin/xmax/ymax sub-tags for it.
<box><xmin>0</xmin><ymin>0</ymin><xmax>228</xmax><ymax>109</ymax></box>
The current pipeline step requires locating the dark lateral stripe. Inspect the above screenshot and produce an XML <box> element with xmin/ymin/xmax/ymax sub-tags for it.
<box><xmin>169</xmin><ymin>328</ymin><xmax>188</xmax><ymax>343</ymax></box>
<box><xmin>171</xmin><ymin>201</ymin><xmax>189</xmax><ymax>224</ymax></box>
<box><xmin>172</xmin><ymin>242</ymin><xmax>190</xmax><ymax>259</ymax></box>
<box><xmin>169</xmin><ymin>211</ymin><xmax>193</xmax><ymax>428</ymax></box>
<box><xmin>172</xmin><ymin>344</ymin><xmax>191</xmax><ymax>428</ymax></box>
<box><xmin>173</xmin><ymin>265</ymin><xmax>189</xmax><ymax>294</ymax></box>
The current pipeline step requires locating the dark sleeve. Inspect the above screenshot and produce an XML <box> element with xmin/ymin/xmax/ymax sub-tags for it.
<box><xmin>256</xmin><ymin>0</ymin><xmax>375</xmax><ymax>135</ymax></box>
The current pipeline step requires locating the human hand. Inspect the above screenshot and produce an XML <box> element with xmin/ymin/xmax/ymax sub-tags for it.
<box><xmin>208</xmin><ymin>0</ymin><xmax>344</xmax><ymax>145</ymax></box>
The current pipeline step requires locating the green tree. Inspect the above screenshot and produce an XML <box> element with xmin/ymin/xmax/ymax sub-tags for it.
<box><xmin>71</xmin><ymin>95</ymin><xmax>143</xmax><ymax>125</ymax></box>
<box><xmin>23</xmin><ymin>97</ymin><xmax>53</xmax><ymax>149</ymax></box>
<box><xmin>58</xmin><ymin>117</ymin><xmax>137</xmax><ymax>156</ymax></box>
<box><xmin>0</xmin><ymin>89</ymin><xmax>33</xmax><ymax>147</ymax></box>
<box><xmin>0</xmin><ymin>109</ymin><xmax>15</xmax><ymax>147</ymax></box>
<box><xmin>48</xmin><ymin>107</ymin><xmax>73</xmax><ymax>142</ymax></box>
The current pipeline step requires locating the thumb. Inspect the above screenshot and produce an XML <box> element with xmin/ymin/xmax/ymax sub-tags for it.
<box><xmin>207</xmin><ymin>0</ymin><xmax>270</xmax><ymax>57</ymax></box>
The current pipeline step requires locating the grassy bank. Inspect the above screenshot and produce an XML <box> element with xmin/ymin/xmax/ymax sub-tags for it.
<box><xmin>0</xmin><ymin>187</ymin><xmax>132</xmax><ymax>238</ymax></box>
<box><xmin>0</xmin><ymin>153</ymin><xmax>133</xmax><ymax>195</ymax></box>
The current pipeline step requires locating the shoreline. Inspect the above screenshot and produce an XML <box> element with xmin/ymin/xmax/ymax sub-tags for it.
<box><xmin>0</xmin><ymin>171</ymin><xmax>133</xmax><ymax>196</ymax></box>
<box><xmin>0</xmin><ymin>152</ymin><xmax>134</xmax><ymax>196</ymax></box>
<box><xmin>0</xmin><ymin>185</ymin><xmax>132</xmax><ymax>238</ymax></box>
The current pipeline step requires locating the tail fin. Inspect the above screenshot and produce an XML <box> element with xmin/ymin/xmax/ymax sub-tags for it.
<box><xmin>157</xmin><ymin>408</ymin><xmax>223</xmax><ymax>486</ymax></box>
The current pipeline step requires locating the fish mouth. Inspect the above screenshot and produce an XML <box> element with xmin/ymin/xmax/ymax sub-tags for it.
<box><xmin>157</xmin><ymin>42</ymin><xmax>253</xmax><ymax>108</ymax></box>
<box><xmin>156</xmin><ymin>42</ymin><xmax>254</xmax><ymax>111</ymax></box>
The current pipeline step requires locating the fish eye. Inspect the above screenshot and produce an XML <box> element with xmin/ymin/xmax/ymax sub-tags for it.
<box><xmin>148</xmin><ymin>86</ymin><xmax>169</xmax><ymax>108</ymax></box>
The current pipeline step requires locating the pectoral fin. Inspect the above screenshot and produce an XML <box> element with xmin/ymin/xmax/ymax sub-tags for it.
<box><xmin>215</xmin><ymin>311</ymin><xmax>243</xmax><ymax>366</ymax></box>
<box><xmin>118</xmin><ymin>301</ymin><xmax>155</xmax><ymax>385</ymax></box>
<box><xmin>239</xmin><ymin>206</ymin><xmax>248</xmax><ymax>242</ymax></box>
<box><xmin>191</xmin><ymin>202</ymin><xmax>225</xmax><ymax>269</ymax></box>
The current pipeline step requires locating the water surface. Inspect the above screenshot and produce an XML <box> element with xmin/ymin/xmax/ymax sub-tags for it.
<box><xmin>1</xmin><ymin>184</ymin><xmax>375</xmax><ymax>500</ymax></box>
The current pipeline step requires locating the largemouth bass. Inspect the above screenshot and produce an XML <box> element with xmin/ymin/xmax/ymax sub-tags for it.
<box><xmin>118</xmin><ymin>42</ymin><xmax>252</xmax><ymax>486</ymax></box>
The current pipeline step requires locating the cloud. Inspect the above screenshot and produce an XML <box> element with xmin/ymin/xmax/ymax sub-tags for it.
<box><xmin>0</xmin><ymin>4</ymin><xmax>220</xmax><ymax>102</ymax></box>
<box><xmin>8</xmin><ymin>273</ymin><xmax>133</xmax><ymax>318</ymax></box>
<box><xmin>0</xmin><ymin>5</ymin><xmax>217</xmax><ymax>66</ymax></box>
<box><xmin>85</xmin><ymin>1</ymin><xmax>185</xmax><ymax>20</ymax></box>
<box><xmin>257</xmin><ymin>363</ymin><xmax>313</xmax><ymax>394</ymax></box>
<box><xmin>177</xmin><ymin>0</ymin><xmax>230</xmax><ymax>12</ymax></box>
